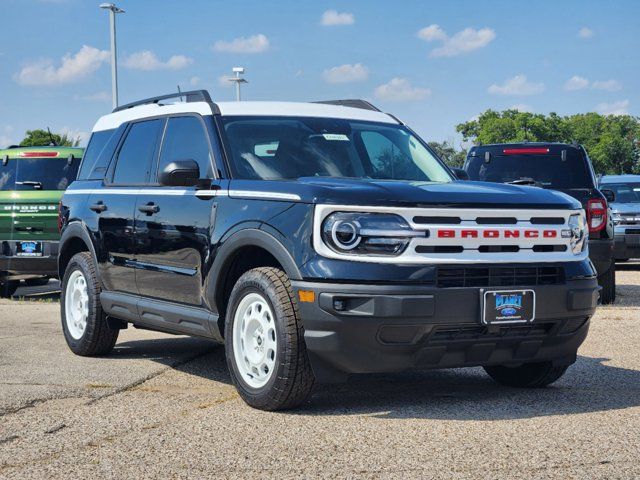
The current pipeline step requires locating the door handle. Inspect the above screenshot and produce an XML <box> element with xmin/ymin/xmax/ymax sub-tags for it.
<box><xmin>89</xmin><ymin>202</ymin><xmax>107</xmax><ymax>213</ymax></box>
<box><xmin>138</xmin><ymin>202</ymin><xmax>160</xmax><ymax>215</ymax></box>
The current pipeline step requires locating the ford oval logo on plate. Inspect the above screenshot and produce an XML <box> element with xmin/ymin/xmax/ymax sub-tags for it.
<box><xmin>501</xmin><ymin>307</ymin><xmax>517</xmax><ymax>316</ymax></box>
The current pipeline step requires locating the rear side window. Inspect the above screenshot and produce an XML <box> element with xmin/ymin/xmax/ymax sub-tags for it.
<box><xmin>465</xmin><ymin>150</ymin><xmax>592</xmax><ymax>189</ymax></box>
<box><xmin>112</xmin><ymin>119</ymin><xmax>163</xmax><ymax>184</ymax></box>
<box><xmin>157</xmin><ymin>116</ymin><xmax>212</xmax><ymax>179</ymax></box>
<box><xmin>77</xmin><ymin>129</ymin><xmax>116</xmax><ymax>180</ymax></box>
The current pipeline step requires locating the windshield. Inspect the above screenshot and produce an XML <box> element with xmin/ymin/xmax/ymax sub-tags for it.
<box><xmin>219</xmin><ymin>116</ymin><xmax>453</xmax><ymax>182</ymax></box>
<box><xmin>602</xmin><ymin>183</ymin><xmax>640</xmax><ymax>204</ymax></box>
<box><xmin>466</xmin><ymin>151</ymin><xmax>592</xmax><ymax>189</ymax></box>
<box><xmin>0</xmin><ymin>157</ymin><xmax>81</xmax><ymax>191</ymax></box>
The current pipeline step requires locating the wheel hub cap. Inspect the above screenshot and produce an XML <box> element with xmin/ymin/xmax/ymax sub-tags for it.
<box><xmin>65</xmin><ymin>270</ymin><xmax>89</xmax><ymax>340</ymax></box>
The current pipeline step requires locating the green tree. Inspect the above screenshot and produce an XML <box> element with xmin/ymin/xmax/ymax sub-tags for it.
<box><xmin>428</xmin><ymin>141</ymin><xmax>467</xmax><ymax>168</ymax></box>
<box><xmin>456</xmin><ymin>110</ymin><xmax>640</xmax><ymax>174</ymax></box>
<box><xmin>19</xmin><ymin>129</ymin><xmax>80</xmax><ymax>147</ymax></box>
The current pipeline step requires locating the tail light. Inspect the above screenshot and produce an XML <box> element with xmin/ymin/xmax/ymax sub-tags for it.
<box><xmin>587</xmin><ymin>198</ymin><xmax>607</xmax><ymax>233</ymax></box>
<box><xmin>502</xmin><ymin>148</ymin><xmax>550</xmax><ymax>155</ymax></box>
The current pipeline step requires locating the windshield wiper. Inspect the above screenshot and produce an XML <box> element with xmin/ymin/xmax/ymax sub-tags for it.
<box><xmin>15</xmin><ymin>180</ymin><xmax>43</xmax><ymax>190</ymax></box>
<box><xmin>505</xmin><ymin>178</ymin><xmax>543</xmax><ymax>188</ymax></box>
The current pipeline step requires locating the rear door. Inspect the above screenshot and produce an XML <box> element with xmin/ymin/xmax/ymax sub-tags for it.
<box><xmin>92</xmin><ymin>118</ymin><xmax>164</xmax><ymax>294</ymax></box>
<box><xmin>133</xmin><ymin>115</ymin><xmax>219</xmax><ymax>306</ymax></box>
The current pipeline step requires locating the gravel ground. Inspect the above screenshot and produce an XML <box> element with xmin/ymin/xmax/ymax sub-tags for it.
<box><xmin>1</xmin><ymin>263</ymin><xmax>639</xmax><ymax>479</ymax></box>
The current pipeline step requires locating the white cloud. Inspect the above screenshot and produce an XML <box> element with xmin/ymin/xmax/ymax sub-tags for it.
<box><xmin>212</xmin><ymin>34</ymin><xmax>270</xmax><ymax>54</ymax></box>
<box><xmin>218</xmin><ymin>75</ymin><xmax>233</xmax><ymax>88</ymax></box>
<box><xmin>189</xmin><ymin>76</ymin><xmax>201</xmax><ymax>86</ymax></box>
<box><xmin>592</xmin><ymin>79</ymin><xmax>622</xmax><ymax>91</ymax></box>
<box><xmin>75</xmin><ymin>91</ymin><xmax>111</xmax><ymax>102</ymax></box>
<box><xmin>320</xmin><ymin>10</ymin><xmax>354</xmax><ymax>26</ymax></box>
<box><xmin>374</xmin><ymin>78</ymin><xmax>431</xmax><ymax>102</ymax></box>
<box><xmin>564</xmin><ymin>75</ymin><xmax>589</xmax><ymax>91</ymax></box>
<box><xmin>578</xmin><ymin>27</ymin><xmax>594</xmax><ymax>39</ymax></box>
<box><xmin>417</xmin><ymin>24</ymin><xmax>495</xmax><ymax>57</ymax></box>
<box><xmin>596</xmin><ymin>99</ymin><xmax>629</xmax><ymax>115</ymax></box>
<box><xmin>509</xmin><ymin>104</ymin><xmax>533</xmax><ymax>112</ymax></box>
<box><xmin>122</xmin><ymin>51</ymin><xmax>193</xmax><ymax>71</ymax></box>
<box><xmin>488</xmin><ymin>74</ymin><xmax>545</xmax><ymax>96</ymax></box>
<box><xmin>322</xmin><ymin>63</ymin><xmax>369</xmax><ymax>84</ymax></box>
<box><xmin>15</xmin><ymin>45</ymin><xmax>109</xmax><ymax>86</ymax></box>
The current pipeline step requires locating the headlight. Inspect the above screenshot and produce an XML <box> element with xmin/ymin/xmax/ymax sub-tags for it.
<box><xmin>566</xmin><ymin>213</ymin><xmax>588</xmax><ymax>255</ymax></box>
<box><xmin>321</xmin><ymin>212</ymin><xmax>422</xmax><ymax>256</ymax></box>
<box><xmin>611</xmin><ymin>212</ymin><xmax>622</xmax><ymax>225</ymax></box>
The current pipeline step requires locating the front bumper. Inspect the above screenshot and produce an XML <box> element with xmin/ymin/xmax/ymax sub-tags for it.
<box><xmin>613</xmin><ymin>228</ymin><xmax>640</xmax><ymax>260</ymax></box>
<box><xmin>293</xmin><ymin>277</ymin><xmax>599</xmax><ymax>383</ymax></box>
<box><xmin>0</xmin><ymin>241</ymin><xmax>59</xmax><ymax>279</ymax></box>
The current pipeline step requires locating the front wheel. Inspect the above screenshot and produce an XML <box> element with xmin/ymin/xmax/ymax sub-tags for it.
<box><xmin>61</xmin><ymin>252</ymin><xmax>119</xmax><ymax>356</ymax></box>
<box><xmin>225</xmin><ymin>267</ymin><xmax>315</xmax><ymax>411</ymax></box>
<box><xmin>484</xmin><ymin>362</ymin><xmax>568</xmax><ymax>388</ymax></box>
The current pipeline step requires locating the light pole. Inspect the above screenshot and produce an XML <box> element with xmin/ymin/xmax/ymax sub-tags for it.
<box><xmin>99</xmin><ymin>3</ymin><xmax>125</xmax><ymax>110</ymax></box>
<box><xmin>228</xmin><ymin>67</ymin><xmax>248</xmax><ymax>101</ymax></box>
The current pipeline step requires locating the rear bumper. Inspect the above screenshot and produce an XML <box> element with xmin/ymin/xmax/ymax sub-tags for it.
<box><xmin>613</xmin><ymin>233</ymin><xmax>640</xmax><ymax>260</ymax></box>
<box><xmin>0</xmin><ymin>241</ymin><xmax>59</xmax><ymax>279</ymax></box>
<box><xmin>588</xmin><ymin>238</ymin><xmax>614</xmax><ymax>275</ymax></box>
<box><xmin>293</xmin><ymin>277</ymin><xmax>598</xmax><ymax>383</ymax></box>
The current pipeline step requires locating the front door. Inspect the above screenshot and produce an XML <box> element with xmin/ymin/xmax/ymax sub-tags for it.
<box><xmin>133</xmin><ymin>115</ymin><xmax>218</xmax><ymax>306</ymax></box>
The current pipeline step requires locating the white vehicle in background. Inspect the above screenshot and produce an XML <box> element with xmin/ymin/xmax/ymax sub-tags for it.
<box><xmin>600</xmin><ymin>174</ymin><xmax>640</xmax><ymax>261</ymax></box>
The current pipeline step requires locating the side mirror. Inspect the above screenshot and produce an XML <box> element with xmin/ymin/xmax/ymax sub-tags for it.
<box><xmin>451</xmin><ymin>167</ymin><xmax>469</xmax><ymax>181</ymax></box>
<box><xmin>159</xmin><ymin>160</ymin><xmax>200</xmax><ymax>187</ymax></box>
<box><xmin>601</xmin><ymin>189</ymin><xmax>615</xmax><ymax>203</ymax></box>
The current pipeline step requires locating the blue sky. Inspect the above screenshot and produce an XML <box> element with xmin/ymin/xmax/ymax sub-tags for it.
<box><xmin>1</xmin><ymin>0</ymin><xmax>638</xmax><ymax>148</ymax></box>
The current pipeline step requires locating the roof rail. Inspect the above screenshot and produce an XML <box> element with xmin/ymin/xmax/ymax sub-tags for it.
<box><xmin>112</xmin><ymin>89</ymin><xmax>213</xmax><ymax>113</ymax></box>
<box><xmin>313</xmin><ymin>99</ymin><xmax>381</xmax><ymax>112</ymax></box>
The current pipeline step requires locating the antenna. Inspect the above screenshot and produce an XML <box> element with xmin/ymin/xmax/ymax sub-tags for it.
<box><xmin>46</xmin><ymin>127</ymin><xmax>57</xmax><ymax>147</ymax></box>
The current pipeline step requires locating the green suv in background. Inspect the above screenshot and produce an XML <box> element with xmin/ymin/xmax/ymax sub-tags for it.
<box><xmin>0</xmin><ymin>146</ymin><xmax>83</xmax><ymax>297</ymax></box>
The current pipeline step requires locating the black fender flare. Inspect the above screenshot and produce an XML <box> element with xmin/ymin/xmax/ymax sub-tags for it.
<box><xmin>205</xmin><ymin>228</ymin><xmax>301</xmax><ymax>314</ymax></box>
<box><xmin>58</xmin><ymin>222</ymin><xmax>100</xmax><ymax>281</ymax></box>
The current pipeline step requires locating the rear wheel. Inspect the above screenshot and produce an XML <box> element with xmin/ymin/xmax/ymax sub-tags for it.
<box><xmin>598</xmin><ymin>260</ymin><xmax>616</xmax><ymax>305</ymax></box>
<box><xmin>225</xmin><ymin>267</ymin><xmax>315</xmax><ymax>411</ymax></box>
<box><xmin>61</xmin><ymin>252</ymin><xmax>119</xmax><ymax>356</ymax></box>
<box><xmin>484</xmin><ymin>362</ymin><xmax>568</xmax><ymax>388</ymax></box>
<box><xmin>0</xmin><ymin>280</ymin><xmax>19</xmax><ymax>298</ymax></box>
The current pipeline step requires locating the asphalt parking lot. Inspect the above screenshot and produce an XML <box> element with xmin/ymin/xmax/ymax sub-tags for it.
<box><xmin>1</xmin><ymin>264</ymin><xmax>639</xmax><ymax>479</ymax></box>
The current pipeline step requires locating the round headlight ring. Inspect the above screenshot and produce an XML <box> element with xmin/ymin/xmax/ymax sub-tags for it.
<box><xmin>331</xmin><ymin>219</ymin><xmax>361</xmax><ymax>250</ymax></box>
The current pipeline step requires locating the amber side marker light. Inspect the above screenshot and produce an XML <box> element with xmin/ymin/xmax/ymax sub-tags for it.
<box><xmin>298</xmin><ymin>290</ymin><xmax>315</xmax><ymax>303</ymax></box>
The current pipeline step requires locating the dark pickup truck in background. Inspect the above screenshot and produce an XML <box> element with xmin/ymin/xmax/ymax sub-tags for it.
<box><xmin>464</xmin><ymin>143</ymin><xmax>616</xmax><ymax>304</ymax></box>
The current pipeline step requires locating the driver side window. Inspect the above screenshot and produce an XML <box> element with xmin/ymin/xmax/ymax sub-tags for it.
<box><xmin>157</xmin><ymin>116</ymin><xmax>213</xmax><ymax>180</ymax></box>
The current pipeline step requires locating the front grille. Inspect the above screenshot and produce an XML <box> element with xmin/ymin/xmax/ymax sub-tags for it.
<box><xmin>431</xmin><ymin>323</ymin><xmax>553</xmax><ymax>342</ymax></box>
<box><xmin>626</xmin><ymin>228</ymin><xmax>640</xmax><ymax>234</ymax></box>
<box><xmin>436</xmin><ymin>265</ymin><xmax>564</xmax><ymax>288</ymax></box>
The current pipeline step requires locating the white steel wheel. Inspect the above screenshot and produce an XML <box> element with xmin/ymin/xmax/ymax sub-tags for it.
<box><xmin>65</xmin><ymin>270</ymin><xmax>89</xmax><ymax>340</ymax></box>
<box><xmin>232</xmin><ymin>292</ymin><xmax>278</xmax><ymax>389</ymax></box>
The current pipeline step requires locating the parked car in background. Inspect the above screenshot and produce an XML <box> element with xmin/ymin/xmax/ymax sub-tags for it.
<box><xmin>464</xmin><ymin>143</ymin><xmax>616</xmax><ymax>304</ymax></box>
<box><xmin>0</xmin><ymin>145</ymin><xmax>83</xmax><ymax>297</ymax></box>
<box><xmin>599</xmin><ymin>174</ymin><xmax>640</xmax><ymax>261</ymax></box>
<box><xmin>58</xmin><ymin>91</ymin><xmax>598</xmax><ymax>410</ymax></box>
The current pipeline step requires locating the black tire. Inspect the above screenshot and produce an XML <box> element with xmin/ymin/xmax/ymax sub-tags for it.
<box><xmin>598</xmin><ymin>260</ymin><xmax>616</xmax><ymax>305</ymax></box>
<box><xmin>0</xmin><ymin>280</ymin><xmax>19</xmax><ymax>298</ymax></box>
<box><xmin>484</xmin><ymin>362</ymin><xmax>569</xmax><ymax>388</ymax></box>
<box><xmin>225</xmin><ymin>267</ymin><xmax>315</xmax><ymax>411</ymax></box>
<box><xmin>25</xmin><ymin>277</ymin><xmax>50</xmax><ymax>287</ymax></box>
<box><xmin>61</xmin><ymin>252</ymin><xmax>119</xmax><ymax>356</ymax></box>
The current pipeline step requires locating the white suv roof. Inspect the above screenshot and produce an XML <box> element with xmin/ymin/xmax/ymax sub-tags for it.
<box><xmin>92</xmin><ymin>100</ymin><xmax>398</xmax><ymax>132</ymax></box>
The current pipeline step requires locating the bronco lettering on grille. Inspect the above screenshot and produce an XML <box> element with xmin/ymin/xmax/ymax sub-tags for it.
<box><xmin>437</xmin><ymin>229</ymin><xmax>558</xmax><ymax>239</ymax></box>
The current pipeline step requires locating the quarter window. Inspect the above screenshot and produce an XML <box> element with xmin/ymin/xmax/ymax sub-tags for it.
<box><xmin>112</xmin><ymin>119</ymin><xmax>163</xmax><ymax>184</ymax></box>
<box><xmin>158</xmin><ymin>116</ymin><xmax>212</xmax><ymax>179</ymax></box>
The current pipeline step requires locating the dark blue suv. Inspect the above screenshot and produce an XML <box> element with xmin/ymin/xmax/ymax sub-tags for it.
<box><xmin>58</xmin><ymin>91</ymin><xmax>599</xmax><ymax>410</ymax></box>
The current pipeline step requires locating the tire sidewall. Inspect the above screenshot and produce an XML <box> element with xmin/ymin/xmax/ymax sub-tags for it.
<box><xmin>61</xmin><ymin>254</ymin><xmax>99</xmax><ymax>352</ymax></box>
<box><xmin>225</xmin><ymin>274</ymin><xmax>292</xmax><ymax>406</ymax></box>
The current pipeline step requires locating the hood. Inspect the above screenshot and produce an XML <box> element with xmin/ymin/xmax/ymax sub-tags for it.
<box><xmin>229</xmin><ymin>178</ymin><xmax>581</xmax><ymax>209</ymax></box>
<box><xmin>610</xmin><ymin>202</ymin><xmax>640</xmax><ymax>214</ymax></box>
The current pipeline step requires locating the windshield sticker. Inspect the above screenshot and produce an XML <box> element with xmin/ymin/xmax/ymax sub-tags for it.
<box><xmin>322</xmin><ymin>133</ymin><xmax>350</xmax><ymax>142</ymax></box>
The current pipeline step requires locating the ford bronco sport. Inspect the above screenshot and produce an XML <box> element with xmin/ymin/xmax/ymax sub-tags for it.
<box><xmin>0</xmin><ymin>145</ymin><xmax>83</xmax><ymax>297</ymax></box>
<box><xmin>58</xmin><ymin>91</ymin><xmax>599</xmax><ymax>410</ymax></box>
<box><xmin>464</xmin><ymin>143</ymin><xmax>616</xmax><ymax>304</ymax></box>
